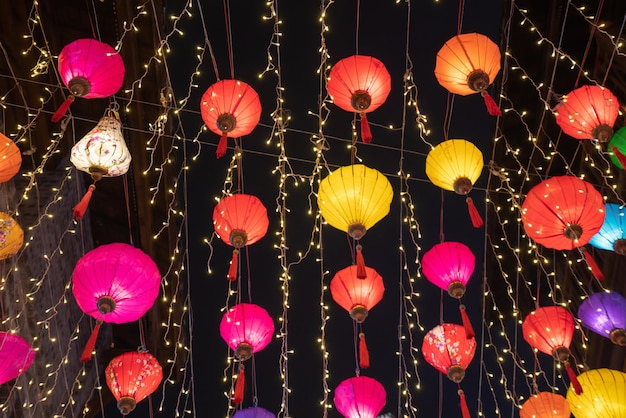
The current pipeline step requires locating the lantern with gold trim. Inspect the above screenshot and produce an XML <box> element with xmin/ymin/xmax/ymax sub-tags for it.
<box><xmin>0</xmin><ymin>212</ymin><xmax>23</xmax><ymax>260</ymax></box>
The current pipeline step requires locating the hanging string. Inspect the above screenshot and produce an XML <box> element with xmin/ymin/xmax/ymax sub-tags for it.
<box><xmin>86</xmin><ymin>0</ymin><xmax>102</xmax><ymax>41</ymax></box>
<box><xmin>456</xmin><ymin>0</ymin><xmax>465</xmax><ymax>34</ymax></box>
<box><xmin>355</xmin><ymin>0</ymin><xmax>361</xmax><ymax>55</ymax></box>
<box><xmin>352</xmin><ymin>319</ymin><xmax>360</xmax><ymax>376</ymax></box>
<box><xmin>223</xmin><ymin>0</ymin><xmax>236</xmax><ymax>79</ymax></box>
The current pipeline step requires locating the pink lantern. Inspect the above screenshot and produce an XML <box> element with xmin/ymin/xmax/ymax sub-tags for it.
<box><xmin>333</xmin><ymin>376</ymin><xmax>386</xmax><ymax>418</ymax></box>
<box><xmin>0</xmin><ymin>332</ymin><xmax>36</xmax><ymax>385</ymax></box>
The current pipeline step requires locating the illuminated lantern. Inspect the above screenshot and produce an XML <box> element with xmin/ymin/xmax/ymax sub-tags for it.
<box><xmin>554</xmin><ymin>85</ymin><xmax>619</xmax><ymax>143</ymax></box>
<box><xmin>213</xmin><ymin>194</ymin><xmax>269</xmax><ymax>281</ymax></box>
<box><xmin>608</xmin><ymin>126</ymin><xmax>626</xmax><ymax>169</ymax></box>
<box><xmin>105</xmin><ymin>350</ymin><xmax>163</xmax><ymax>416</ymax></box>
<box><xmin>0</xmin><ymin>212</ymin><xmax>24</xmax><ymax>260</ymax></box>
<box><xmin>317</xmin><ymin>164</ymin><xmax>393</xmax><ymax>278</ymax></box>
<box><xmin>434</xmin><ymin>33</ymin><xmax>502</xmax><ymax>116</ymax></box>
<box><xmin>72</xmin><ymin>243</ymin><xmax>161</xmax><ymax>362</ymax></box>
<box><xmin>53</xmin><ymin>38</ymin><xmax>125</xmax><ymax>122</ymax></box>
<box><xmin>589</xmin><ymin>203</ymin><xmax>626</xmax><ymax>254</ymax></box>
<box><xmin>522</xmin><ymin>306</ymin><xmax>582</xmax><ymax>394</ymax></box>
<box><xmin>567</xmin><ymin>368</ymin><xmax>626</xmax><ymax>418</ymax></box>
<box><xmin>422</xmin><ymin>323</ymin><xmax>476</xmax><ymax>418</ymax></box>
<box><xmin>520</xmin><ymin>392</ymin><xmax>570</xmax><ymax>418</ymax></box>
<box><xmin>425</xmin><ymin>139</ymin><xmax>484</xmax><ymax>228</ymax></box>
<box><xmin>578</xmin><ymin>291</ymin><xmax>626</xmax><ymax>346</ymax></box>
<box><xmin>70</xmin><ymin>110</ymin><xmax>131</xmax><ymax>219</ymax></box>
<box><xmin>0</xmin><ymin>332</ymin><xmax>36</xmax><ymax>385</ymax></box>
<box><xmin>0</xmin><ymin>133</ymin><xmax>21</xmax><ymax>183</ymax></box>
<box><xmin>200</xmin><ymin>79</ymin><xmax>262</xmax><ymax>158</ymax></box>
<box><xmin>233</xmin><ymin>407</ymin><xmax>276</xmax><ymax>418</ymax></box>
<box><xmin>326</xmin><ymin>55</ymin><xmax>391</xmax><ymax>143</ymax></box>
<box><xmin>333</xmin><ymin>376</ymin><xmax>386</xmax><ymax>418</ymax></box>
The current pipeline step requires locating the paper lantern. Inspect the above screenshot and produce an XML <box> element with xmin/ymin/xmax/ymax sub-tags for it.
<box><xmin>0</xmin><ymin>332</ymin><xmax>36</xmax><ymax>385</ymax></box>
<box><xmin>608</xmin><ymin>126</ymin><xmax>626</xmax><ymax>169</ymax></box>
<box><xmin>0</xmin><ymin>133</ymin><xmax>21</xmax><ymax>183</ymax></box>
<box><xmin>425</xmin><ymin>139</ymin><xmax>485</xmax><ymax>227</ymax></box>
<box><xmin>220</xmin><ymin>303</ymin><xmax>274</xmax><ymax>361</ymax></box>
<box><xmin>330</xmin><ymin>265</ymin><xmax>384</xmax><ymax>323</ymax></box>
<box><xmin>233</xmin><ymin>407</ymin><xmax>276</xmax><ymax>418</ymax></box>
<box><xmin>589</xmin><ymin>203</ymin><xmax>626</xmax><ymax>254</ymax></box>
<box><xmin>53</xmin><ymin>38</ymin><xmax>125</xmax><ymax>122</ymax></box>
<box><xmin>566</xmin><ymin>368</ymin><xmax>626</xmax><ymax>418</ymax></box>
<box><xmin>0</xmin><ymin>212</ymin><xmax>24</xmax><ymax>260</ymax></box>
<box><xmin>105</xmin><ymin>350</ymin><xmax>163</xmax><ymax>415</ymax></box>
<box><xmin>578</xmin><ymin>291</ymin><xmax>626</xmax><ymax>346</ymax></box>
<box><xmin>554</xmin><ymin>85</ymin><xmax>619</xmax><ymax>143</ymax></box>
<box><xmin>333</xmin><ymin>376</ymin><xmax>386</xmax><ymax>418</ymax></box>
<box><xmin>520</xmin><ymin>392</ymin><xmax>570</xmax><ymax>418</ymax></box>
<box><xmin>434</xmin><ymin>33</ymin><xmax>502</xmax><ymax>115</ymax></box>
<box><xmin>326</xmin><ymin>55</ymin><xmax>391</xmax><ymax>143</ymax></box>
<box><xmin>521</xmin><ymin>176</ymin><xmax>605</xmax><ymax>250</ymax></box>
<box><xmin>200</xmin><ymin>79</ymin><xmax>262</xmax><ymax>158</ymax></box>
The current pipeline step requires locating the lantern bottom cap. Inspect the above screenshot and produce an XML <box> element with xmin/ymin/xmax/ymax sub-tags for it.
<box><xmin>117</xmin><ymin>397</ymin><xmax>137</xmax><ymax>416</ymax></box>
<box><xmin>447</xmin><ymin>365</ymin><xmax>465</xmax><ymax>383</ymax></box>
<box><xmin>235</xmin><ymin>342</ymin><xmax>253</xmax><ymax>361</ymax></box>
<box><xmin>610</xmin><ymin>328</ymin><xmax>626</xmax><ymax>346</ymax></box>
<box><xmin>592</xmin><ymin>123</ymin><xmax>613</xmax><ymax>143</ymax></box>
<box><xmin>453</xmin><ymin>177</ymin><xmax>473</xmax><ymax>195</ymax></box>
<box><xmin>447</xmin><ymin>281</ymin><xmax>466</xmax><ymax>299</ymax></box>
<box><xmin>88</xmin><ymin>165</ymin><xmax>108</xmax><ymax>182</ymax></box>
<box><xmin>348</xmin><ymin>224</ymin><xmax>367</xmax><ymax>240</ymax></box>
<box><xmin>551</xmin><ymin>346</ymin><xmax>570</xmax><ymax>363</ymax></box>
<box><xmin>350</xmin><ymin>305</ymin><xmax>369</xmax><ymax>323</ymax></box>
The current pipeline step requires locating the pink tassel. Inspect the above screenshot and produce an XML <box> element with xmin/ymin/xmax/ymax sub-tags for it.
<box><xmin>360</xmin><ymin>113</ymin><xmax>373</xmax><ymax>143</ymax></box>
<box><xmin>460</xmin><ymin>305</ymin><xmax>475</xmax><ymax>339</ymax></box>
<box><xmin>458</xmin><ymin>389</ymin><xmax>471</xmax><ymax>418</ymax></box>
<box><xmin>227</xmin><ymin>250</ymin><xmax>239</xmax><ymax>282</ymax></box>
<box><xmin>566</xmin><ymin>362</ymin><xmax>583</xmax><ymax>395</ymax></box>
<box><xmin>80</xmin><ymin>320</ymin><xmax>102</xmax><ymax>362</ymax></box>
<box><xmin>612</xmin><ymin>145</ymin><xmax>626</xmax><ymax>169</ymax></box>
<box><xmin>583</xmin><ymin>250</ymin><xmax>604</xmax><ymax>281</ymax></box>
<box><xmin>233</xmin><ymin>367</ymin><xmax>245</xmax><ymax>404</ymax></box>
<box><xmin>466</xmin><ymin>197</ymin><xmax>484</xmax><ymax>228</ymax></box>
<box><xmin>73</xmin><ymin>184</ymin><xmax>96</xmax><ymax>219</ymax></box>
<box><xmin>356</xmin><ymin>244</ymin><xmax>366</xmax><ymax>279</ymax></box>
<box><xmin>51</xmin><ymin>95</ymin><xmax>75</xmax><ymax>122</ymax></box>
<box><xmin>359</xmin><ymin>332</ymin><xmax>370</xmax><ymax>369</ymax></box>
<box><xmin>481</xmin><ymin>91</ymin><xmax>501</xmax><ymax>116</ymax></box>
<box><xmin>216</xmin><ymin>133</ymin><xmax>228</xmax><ymax>158</ymax></box>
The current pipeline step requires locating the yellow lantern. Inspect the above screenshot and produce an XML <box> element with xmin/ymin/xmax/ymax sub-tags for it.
<box><xmin>567</xmin><ymin>368</ymin><xmax>626</xmax><ymax>418</ymax></box>
<box><xmin>0</xmin><ymin>212</ymin><xmax>23</xmax><ymax>260</ymax></box>
<box><xmin>425</xmin><ymin>139</ymin><xmax>484</xmax><ymax>227</ymax></box>
<box><xmin>520</xmin><ymin>392</ymin><xmax>570</xmax><ymax>418</ymax></box>
<box><xmin>0</xmin><ymin>133</ymin><xmax>22</xmax><ymax>183</ymax></box>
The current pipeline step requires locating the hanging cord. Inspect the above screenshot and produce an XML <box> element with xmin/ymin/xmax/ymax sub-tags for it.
<box><xmin>456</xmin><ymin>0</ymin><xmax>465</xmax><ymax>34</ymax></box>
<box><xmin>352</xmin><ymin>319</ymin><xmax>360</xmax><ymax>376</ymax></box>
<box><xmin>86</xmin><ymin>0</ymin><xmax>102</xmax><ymax>41</ymax></box>
<box><xmin>223</xmin><ymin>0</ymin><xmax>235</xmax><ymax>79</ymax></box>
<box><xmin>355</xmin><ymin>0</ymin><xmax>361</xmax><ymax>55</ymax></box>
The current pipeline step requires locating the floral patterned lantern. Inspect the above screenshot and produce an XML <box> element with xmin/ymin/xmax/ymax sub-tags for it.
<box><xmin>578</xmin><ymin>291</ymin><xmax>626</xmax><ymax>346</ymax></box>
<box><xmin>566</xmin><ymin>368</ymin><xmax>626</xmax><ymax>418</ymax></box>
<box><xmin>520</xmin><ymin>392</ymin><xmax>570</xmax><ymax>418</ymax></box>
<box><xmin>0</xmin><ymin>212</ymin><xmax>24</xmax><ymax>260</ymax></box>
<box><xmin>589</xmin><ymin>203</ymin><xmax>626</xmax><ymax>255</ymax></box>
<box><xmin>333</xmin><ymin>376</ymin><xmax>386</xmax><ymax>418</ymax></box>
<box><xmin>0</xmin><ymin>332</ymin><xmax>36</xmax><ymax>385</ymax></box>
<box><xmin>233</xmin><ymin>407</ymin><xmax>276</xmax><ymax>418</ymax></box>
<box><xmin>0</xmin><ymin>133</ymin><xmax>22</xmax><ymax>183</ymax></box>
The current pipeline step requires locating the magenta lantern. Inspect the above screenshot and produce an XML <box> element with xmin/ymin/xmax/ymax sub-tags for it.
<box><xmin>334</xmin><ymin>376</ymin><xmax>386</xmax><ymax>418</ymax></box>
<box><xmin>0</xmin><ymin>332</ymin><xmax>36</xmax><ymax>385</ymax></box>
<box><xmin>233</xmin><ymin>407</ymin><xmax>276</xmax><ymax>418</ymax></box>
<box><xmin>421</xmin><ymin>242</ymin><xmax>475</xmax><ymax>298</ymax></box>
<box><xmin>220</xmin><ymin>303</ymin><xmax>274</xmax><ymax>361</ymax></box>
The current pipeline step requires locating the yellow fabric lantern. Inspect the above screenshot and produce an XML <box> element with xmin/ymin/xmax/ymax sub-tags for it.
<box><xmin>567</xmin><ymin>368</ymin><xmax>626</xmax><ymax>418</ymax></box>
<box><xmin>520</xmin><ymin>392</ymin><xmax>570</xmax><ymax>418</ymax></box>
<box><xmin>0</xmin><ymin>212</ymin><xmax>23</xmax><ymax>260</ymax></box>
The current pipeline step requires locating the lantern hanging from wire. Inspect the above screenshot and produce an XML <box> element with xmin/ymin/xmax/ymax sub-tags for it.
<box><xmin>589</xmin><ymin>203</ymin><xmax>626</xmax><ymax>255</ymax></box>
<box><xmin>566</xmin><ymin>368</ymin><xmax>626</xmax><ymax>418</ymax></box>
<box><xmin>0</xmin><ymin>332</ymin><xmax>36</xmax><ymax>385</ymax></box>
<box><xmin>520</xmin><ymin>392</ymin><xmax>570</xmax><ymax>418</ymax></box>
<box><xmin>326</xmin><ymin>55</ymin><xmax>391</xmax><ymax>143</ymax></box>
<box><xmin>233</xmin><ymin>407</ymin><xmax>276</xmax><ymax>418</ymax></box>
<box><xmin>554</xmin><ymin>85</ymin><xmax>619</xmax><ymax>143</ymax></box>
<box><xmin>105</xmin><ymin>350</ymin><xmax>163</xmax><ymax>416</ymax></box>
<box><xmin>317</xmin><ymin>164</ymin><xmax>393</xmax><ymax>279</ymax></box>
<box><xmin>0</xmin><ymin>133</ymin><xmax>22</xmax><ymax>183</ymax></box>
<box><xmin>53</xmin><ymin>38</ymin><xmax>125</xmax><ymax>122</ymax></box>
<box><xmin>333</xmin><ymin>375</ymin><xmax>386</xmax><ymax>418</ymax></box>
<box><xmin>72</xmin><ymin>243</ymin><xmax>161</xmax><ymax>362</ymax></box>
<box><xmin>0</xmin><ymin>212</ymin><xmax>23</xmax><ymax>261</ymax></box>
<box><xmin>200</xmin><ymin>79</ymin><xmax>262</xmax><ymax>158</ymax></box>
<box><xmin>425</xmin><ymin>139</ymin><xmax>485</xmax><ymax>228</ymax></box>
<box><xmin>578</xmin><ymin>291</ymin><xmax>626</xmax><ymax>346</ymax></box>
<box><xmin>213</xmin><ymin>194</ymin><xmax>269</xmax><ymax>281</ymax></box>
<box><xmin>422</xmin><ymin>323</ymin><xmax>476</xmax><ymax>418</ymax></box>
<box><xmin>434</xmin><ymin>33</ymin><xmax>502</xmax><ymax>116</ymax></box>
<box><xmin>608</xmin><ymin>126</ymin><xmax>626</xmax><ymax>169</ymax></box>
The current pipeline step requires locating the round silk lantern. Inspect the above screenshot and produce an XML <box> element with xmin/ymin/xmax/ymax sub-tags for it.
<box><xmin>0</xmin><ymin>212</ymin><xmax>24</xmax><ymax>260</ymax></box>
<box><xmin>435</xmin><ymin>33</ymin><xmax>502</xmax><ymax>115</ymax></box>
<box><xmin>566</xmin><ymin>368</ymin><xmax>626</xmax><ymax>418</ymax></box>
<box><xmin>233</xmin><ymin>407</ymin><xmax>276</xmax><ymax>418</ymax></box>
<box><xmin>53</xmin><ymin>38</ymin><xmax>125</xmax><ymax>122</ymax></box>
<box><xmin>0</xmin><ymin>332</ymin><xmax>36</xmax><ymax>385</ymax></box>
<box><xmin>200</xmin><ymin>79</ymin><xmax>262</xmax><ymax>158</ymax></box>
<box><xmin>589</xmin><ymin>203</ymin><xmax>626</xmax><ymax>255</ymax></box>
<box><xmin>105</xmin><ymin>350</ymin><xmax>163</xmax><ymax>415</ymax></box>
<box><xmin>0</xmin><ymin>133</ymin><xmax>21</xmax><ymax>183</ymax></box>
<box><xmin>521</xmin><ymin>176</ymin><xmax>605</xmax><ymax>250</ymax></box>
<box><xmin>554</xmin><ymin>85</ymin><xmax>619</xmax><ymax>143</ymax></box>
<box><xmin>213</xmin><ymin>194</ymin><xmax>269</xmax><ymax>281</ymax></box>
<box><xmin>608</xmin><ymin>126</ymin><xmax>626</xmax><ymax>169</ymax></box>
<box><xmin>333</xmin><ymin>376</ymin><xmax>386</xmax><ymax>418</ymax></box>
<box><xmin>72</xmin><ymin>243</ymin><xmax>161</xmax><ymax>362</ymax></box>
<box><xmin>520</xmin><ymin>392</ymin><xmax>570</xmax><ymax>418</ymax></box>
<box><xmin>326</xmin><ymin>55</ymin><xmax>391</xmax><ymax>143</ymax></box>
<box><xmin>578</xmin><ymin>291</ymin><xmax>626</xmax><ymax>346</ymax></box>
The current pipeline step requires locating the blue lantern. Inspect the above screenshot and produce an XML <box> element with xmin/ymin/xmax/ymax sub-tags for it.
<box><xmin>589</xmin><ymin>203</ymin><xmax>626</xmax><ymax>254</ymax></box>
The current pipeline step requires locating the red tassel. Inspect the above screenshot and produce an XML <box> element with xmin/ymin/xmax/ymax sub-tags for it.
<box><xmin>51</xmin><ymin>95</ymin><xmax>75</xmax><ymax>122</ymax></box>
<box><xmin>216</xmin><ymin>133</ymin><xmax>228</xmax><ymax>158</ymax></box>
<box><xmin>565</xmin><ymin>362</ymin><xmax>583</xmax><ymax>395</ymax></box>
<box><xmin>356</xmin><ymin>244</ymin><xmax>366</xmax><ymax>279</ymax></box>
<box><xmin>612</xmin><ymin>145</ymin><xmax>626</xmax><ymax>169</ymax></box>
<box><xmin>73</xmin><ymin>184</ymin><xmax>96</xmax><ymax>219</ymax></box>
<box><xmin>227</xmin><ymin>250</ymin><xmax>239</xmax><ymax>281</ymax></box>
<box><xmin>481</xmin><ymin>91</ymin><xmax>501</xmax><ymax>116</ymax></box>
<box><xmin>458</xmin><ymin>389</ymin><xmax>471</xmax><ymax>418</ymax></box>
<box><xmin>359</xmin><ymin>332</ymin><xmax>370</xmax><ymax>369</ymax></box>
<box><xmin>460</xmin><ymin>305</ymin><xmax>475</xmax><ymax>339</ymax></box>
<box><xmin>233</xmin><ymin>367</ymin><xmax>245</xmax><ymax>404</ymax></box>
<box><xmin>583</xmin><ymin>250</ymin><xmax>604</xmax><ymax>281</ymax></box>
<box><xmin>360</xmin><ymin>113</ymin><xmax>373</xmax><ymax>143</ymax></box>
<box><xmin>466</xmin><ymin>197</ymin><xmax>484</xmax><ymax>228</ymax></box>
<box><xmin>80</xmin><ymin>320</ymin><xmax>102</xmax><ymax>362</ymax></box>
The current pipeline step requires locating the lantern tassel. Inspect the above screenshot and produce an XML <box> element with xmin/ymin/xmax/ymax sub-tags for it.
<box><xmin>80</xmin><ymin>320</ymin><xmax>102</xmax><ymax>362</ymax></box>
<box><xmin>216</xmin><ymin>133</ymin><xmax>228</xmax><ymax>158</ymax></box>
<box><xmin>233</xmin><ymin>367</ymin><xmax>245</xmax><ymax>404</ymax></box>
<box><xmin>481</xmin><ymin>91</ymin><xmax>501</xmax><ymax>116</ymax></box>
<box><xmin>73</xmin><ymin>184</ymin><xmax>96</xmax><ymax>220</ymax></box>
<box><xmin>565</xmin><ymin>362</ymin><xmax>583</xmax><ymax>395</ymax></box>
<box><xmin>360</xmin><ymin>113</ymin><xmax>373</xmax><ymax>143</ymax></box>
<box><xmin>458</xmin><ymin>389</ymin><xmax>471</xmax><ymax>418</ymax></box>
<box><xmin>51</xmin><ymin>95</ymin><xmax>75</xmax><ymax>122</ymax></box>
<box><xmin>356</xmin><ymin>244</ymin><xmax>366</xmax><ymax>279</ymax></box>
<box><xmin>612</xmin><ymin>145</ymin><xmax>626</xmax><ymax>169</ymax></box>
<box><xmin>359</xmin><ymin>332</ymin><xmax>370</xmax><ymax>369</ymax></box>
<box><xmin>466</xmin><ymin>197</ymin><xmax>484</xmax><ymax>228</ymax></box>
<box><xmin>460</xmin><ymin>304</ymin><xmax>475</xmax><ymax>339</ymax></box>
<box><xmin>582</xmin><ymin>250</ymin><xmax>604</xmax><ymax>281</ymax></box>
<box><xmin>227</xmin><ymin>249</ymin><xmax>239</xmax><ymax>282</ymax></box>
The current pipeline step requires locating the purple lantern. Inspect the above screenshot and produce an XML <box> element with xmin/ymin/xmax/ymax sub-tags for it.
<box><xmin>220</xmin><ymin>303</ymin><xmax>274</xmax><ymax>361</ymax></box>
<box><xmin>233</xmin><ymin>407</ymin><xmax>276</xmax><ymax>418</ymax></box>
<box><xmin>578</xmin><ymin>291</ymin><xmax>626</xmax><ymax>346</ymax></box>
<box><xmin>0</xmin><ymin>332</ymin><xmax>36</xmax><ymax>385</ymax></box>
<box><xmin>334</xmin><ymin>376</ymin><xmax>386</xmax><ymax>418</ymax></box>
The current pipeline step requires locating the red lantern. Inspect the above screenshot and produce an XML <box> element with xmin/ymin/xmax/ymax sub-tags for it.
<box><xmin>200</xmin><ymin>79</ymin><xmax>262</xmax><ymax>158</ymax></box>
<box><xmin>326</xmin><ymin>55</ymin><xmax>391</xmax><ymax>143</ymax></box>
<box><xmin>521</xmin><ymin>176</ymin><xmax>605</xmax><ymax>250</ymax></box>
<box><xmin>0</xmin><ymin>134</ymin><xmax>22</xmax><ymax>183</ymax></box>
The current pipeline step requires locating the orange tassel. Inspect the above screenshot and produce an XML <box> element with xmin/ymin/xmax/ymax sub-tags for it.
<box><xmin>466</xmin><ymin>197</ymin><xmax>484</xmax><ymax>228</ymax></box>
<box><xmin>359</xmin><ymin>332</ymin><xmax>370</xmax><ymax>369</ymax></box>
<box><xmin>481</xmin><ymin>91</ymin><xmax>501</xmax><ymax>116</ymax></box>
<box><xmin>216</xmin><ymin>133</ymin><xmax>228</xmax><ymax>158</ymax></box>
<box><xmin>611</xmin><ymin>145</ymin><xmax>626</xmax><ymax>169</ymax></box>
<box><xmin>460</xmin><ymin>305</ymin><xmax>475</xmax><ymax>339</ymax></box>
<box><xmin>73</xmin><ymin>184</ymin><xmax>96</xmax><ymax>219</ymax></box>
<box><xmin>51</xmin><ymin>95</ymin><xmax>75</xmax><ymax>122</ymax></box>
<box><xmin>458</xmin><ymin>389</ymin><xmax>471</xmax><ymax>418</ymax></box>
<box><xmin>356</xmin><ymin>244</ymin><xmax>366</xmax><ymax>279</ymax></box>
<box><xmin>583</xmin><ymin>250</ymin><xmax>604</xmax><ymax>281</ymax></box>
<box><xmin>227</xmin><ymin>250</ymin><xmax>239</xmax><ymax>281</ymax></box>
<box><xmin>80</xmin><ymin>320</ymin><xmax>102</xmax><ymax>362</ymax></box>
<box><xmin>233</xmin><ymin>367</ymin><xmax>245</xmax><ymax>404</ymax></box>
<box><xmin>360</xmin><ymin>113</ymin><xmax>372</xmax><ymax>143</ymax></box>
<box><xmin>565</xmin><ymin>362</ymin><xmax>583</xmax><ymax>395</ymax></box>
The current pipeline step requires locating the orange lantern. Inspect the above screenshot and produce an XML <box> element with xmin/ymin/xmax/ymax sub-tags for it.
<box><xmin>0</xmin><ymin>134</ymin><xmax>21</xmax><ymax>183</ymax></box>
<box><xmin>520</xmin><ymin>392</ymin><xmax>570</xmax><ymax>418</ymax></box>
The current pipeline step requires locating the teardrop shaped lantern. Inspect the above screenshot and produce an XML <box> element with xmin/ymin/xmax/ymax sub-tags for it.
<box><xmin>233</xmin><ymin>407</ymin><xmax>276</xmax><ymax>418</ymax></box>
<box><xmin>213</xmin><ymin>194</ymin><xmax>269</xmax><ymax>281</ymax></box>
<box><xmin>566</xmin><ymin>368</ymin><xmax>626</xmax><ymax>418</ymax></box>
<box><xmin>53</xmin><ymin>38</ymin><xmax>125</xmax><ymax>122</ymax></box>
<box><xmin>105</xmin><ymin>350</ymin><xmax>163</xmax><ymax>416</ymax></box>
<box><xmin>70</xmin><ymin>110</ymin><xmax>132</xmax><ymax>219</ymax></box>
<box><xmin>0</xmin><ymin>212</ymin><xmax>24</xmax><ymax>260</ymax></box>
<box><xmin>200</xmin><ymin>79</ymin><xmax>262</xmax><ymax>158</ymax></box>
<box><xmin>0</xmin><ymin>133</ymin><xmax>22</xmax><ymax>183</ymax></box>
<box><xmin>521</xmin><ymin>176</ymin><xmax>605</xmax><ymax>250</ymax></box>
<box><xmin>326</xmin><ymin>55</ymin><xmax>392</xmax><ymax>143</ymax></box>
<box><xmin>554</xmin><ymin>85</ymin><xmax>619</xmax><ymax>143</ymax></box>
<box><xmin>330</xmin><ymin>265</ymin><xmax>384</xmax><ymax>323</ymax></box>
<box><xmin>589</xmin><ymin>203</ymin><xmax>626</xmax><ymax>254</ymax></box>
<box><xmin>520</xmin><ymin>392</ymin><xmax>570</xmax><ymax>418</ymax></box>
<box><xmin>333</xmin><ymin>376</ymin><xmax>386</xmax><ymax>418</ymax></box>
<box><xmin>425</xmin><ymin>139</ymin><xmax>485</xmax><ymax>227</ymax></box>
<box><xmin>608</xmin><ymin>126</ymin><xmax>626</xmax><ymax>169</ymax></box>
<box><xmin>0</xmin><ymin>332</ymin><xmax>36</xmax><ymax>385</ymax></box>
<box><xmin>72</xmin><ymin>243</ymin><xmax>161</xmax><ymax>362</ymax></box>
<box><xmin>578</xmin><ymin>291</ymin><xmax>626</xmax><ymax>346</ymax></box>
<box><xmin>220</xmin><ymin>303</ymin><xmax>274</xmax><ymax>361</ymax></box>
<box><xmin>435</xmin><ymin>33</ymin><xmax>502</xmax><ymax>115</ymax></box>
